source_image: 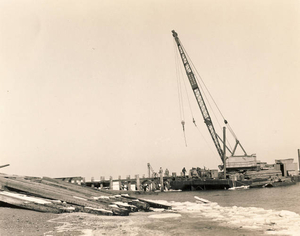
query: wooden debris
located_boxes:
[0,191,65,213]
[0,175,168,216]
[121,194,172,210]
[82,207,113,216]
[40,177,112,197]
[128,199,151,211]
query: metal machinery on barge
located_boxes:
[170,30,296,190]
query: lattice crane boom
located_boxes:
[172,30,224,162]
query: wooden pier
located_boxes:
[84,174,176,191]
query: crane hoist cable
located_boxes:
[181,43,224,131]
[182,68,198,128]
[175,38,226,154]
[181,120,187,147]
[186,47,235,137]
[174,41,198,129]
[180,42,235,150]
[174,40,188,146]
[175,64,184,120]
[180,42,223,125]
[192,118,197,127]
[194,125,220,158]
[172,30,254,162]
[179,53,197,126]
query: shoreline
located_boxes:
[2,186,300,236]
[0,207,264,236]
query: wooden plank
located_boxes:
[9,177,97,201]
[138,198,172,210]
[8,177,123,214]
[0,177,116,212]
[82,207,113,216]
[0,177,132,216]
[41,177,112,197]
[0,191,63,213]
[94,197,138,212]
[121,194,171,210]
[0,176,138,216]
[42,177,143,212]
[128,200,150,211]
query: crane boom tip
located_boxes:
[172,30,178,38]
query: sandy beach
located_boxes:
[0,207,58,236]
[0,206,265,236]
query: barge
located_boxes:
[169,158,299,191]
[170,176,297,191]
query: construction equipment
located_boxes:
[147,163,158,178]
[172,30,256,171]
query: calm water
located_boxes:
[133,182,300,236]
[145,182,300,214]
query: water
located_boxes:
[145,182,300,214]
[140,182,300,236]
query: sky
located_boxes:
[0,0,299,181]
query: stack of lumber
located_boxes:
[244,169,282,180]
[0,174,171,216]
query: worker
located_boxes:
[182,167,186,177]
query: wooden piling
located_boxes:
[147,163,151,178]
[127,175,131,191]
[109,176,113,190]
[136,174,141,191]
[159,167,164,192]
[118,176,122,190]
[150,181,154,191]
[100,176,104,189]
[91,177,94,188]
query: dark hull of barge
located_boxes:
[170,177,298,191]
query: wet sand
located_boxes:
[0,207,264,236]
[0,207,58,236]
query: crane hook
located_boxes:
[192,118,197,127]
[181,120,185,131]
[181,120,187,147]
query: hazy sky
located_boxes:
[0,0,299,180]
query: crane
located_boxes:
[172,30,256,170]
[147,163,158,178]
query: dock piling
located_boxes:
[109,176,113,190]
[127,175,131,191]
[136,174,141,191]
[100,176,105,189]
[118,176,122,190]
[91,177,94,188]
[159,167,164,192]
